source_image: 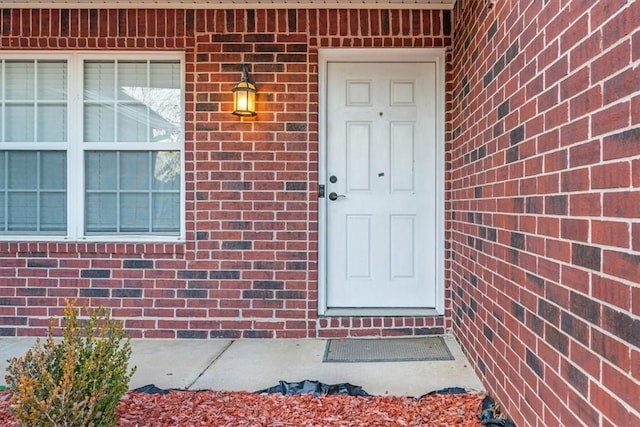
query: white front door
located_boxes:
[323,56,440,310]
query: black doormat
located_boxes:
[323,337,454,363]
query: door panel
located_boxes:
[346,215,372,279]
[390,215,416,279]
[390,122,416,192]
[346,122,372,191]
[326,61,437,309]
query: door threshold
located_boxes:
[322,308,440,317]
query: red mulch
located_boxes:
[0,389,484,426]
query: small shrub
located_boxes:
[5,301,136,427]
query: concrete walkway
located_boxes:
[0,335,483,397]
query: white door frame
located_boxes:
[318,48,446,316]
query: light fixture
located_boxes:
[232,64,257,116]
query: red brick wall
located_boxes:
[450,1,640,425]
[0,8,452,339]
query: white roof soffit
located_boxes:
[7,0,456,10]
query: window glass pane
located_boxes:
[85,193,117,232]
[0,152,4,230]
[149,62,181,144]
[37,61,67,101]
[0,194,4,228]
[8,192,37,231]
[85,152,117,190]
[117,104,147,142]
[152,151,180,190]
[120,193,149,232]
[40,151,66,190]
[117,62,149,143]
[152,193,179,232]
[118,62,147,100]
[37,105,67,142]
[120,152,149,190]
[6,105,35,142]
[8,151,37,188]
[40,192,66,231]
[5,61,34,100]
[149,91,181,144]
[150,62,180,90]
[84,61,115,101]
[84,104,115,142]
[0,152,4,188]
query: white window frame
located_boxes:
[0,51,186,242]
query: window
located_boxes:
[0,53,184,240]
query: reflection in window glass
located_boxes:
[84,60,181,144]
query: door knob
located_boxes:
[328,192,346,201]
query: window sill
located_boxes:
[321,308,441,317]
[0,235,185,243]
[0,239,187,257]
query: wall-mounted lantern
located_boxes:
[232,64,257,116]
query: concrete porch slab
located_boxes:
[191,335,484,397]
[1,335,484,397]
[129,339,232,390]
[0,338,232,391]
